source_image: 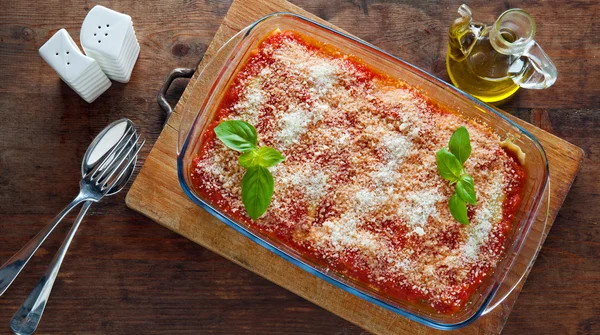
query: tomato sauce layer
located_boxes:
[190,30,526,314]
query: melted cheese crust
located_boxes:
[190,30,525,313]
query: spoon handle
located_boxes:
[10,201,93,335]
[0,192,89,297]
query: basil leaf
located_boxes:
[241,165,274,220]
[436,148,463,183]
[448,193,469,225]
[456,174,477,205]
[255,146,285,167]
[239,149,259,168]
[214,120,257,152]
[239,147,285,168]
[449,126,471,164]
[437,126,477,225]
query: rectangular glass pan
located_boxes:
[177,13,549,329]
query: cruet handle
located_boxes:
[509,41,558,89]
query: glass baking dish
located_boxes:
[176,13,550,330]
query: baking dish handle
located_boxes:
[157,68,196,128]
[176,25,254,156]
[482,179,550,315]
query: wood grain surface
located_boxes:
[0,0,597,334]
[125,0,584,333]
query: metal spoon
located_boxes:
[0,119,140,298]
[8,119,143,335]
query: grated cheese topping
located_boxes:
[190,31,525,313]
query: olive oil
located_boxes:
[447,27,520,104]
[445,5,557,104]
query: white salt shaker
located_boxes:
[39,29,111,103]
[80,5,140,83]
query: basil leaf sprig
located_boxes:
[214,120,285,219]
[436,126,477,225]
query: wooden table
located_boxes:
[0,1,597,334]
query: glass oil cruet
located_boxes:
[446,4,557,103]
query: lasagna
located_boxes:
[190,30,526,314]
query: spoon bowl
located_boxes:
[82,118,138,195]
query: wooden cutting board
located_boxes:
[125,0,583,333]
